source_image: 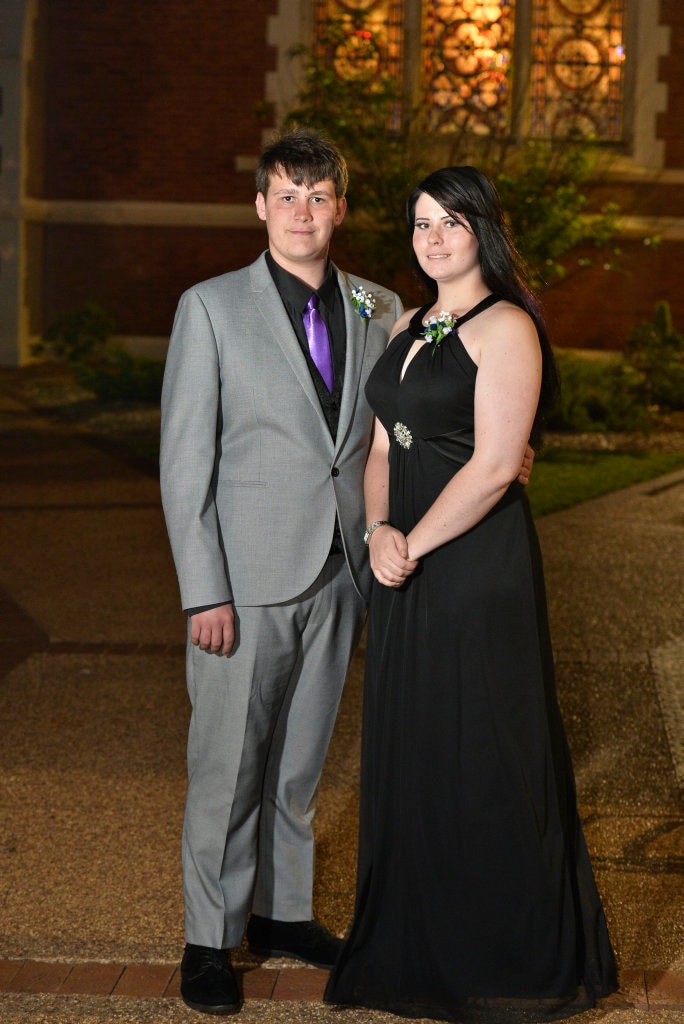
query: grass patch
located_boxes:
[527,449,684,517]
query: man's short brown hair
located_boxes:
[256,127,348,198]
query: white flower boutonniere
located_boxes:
[350,286,376,320]
[423,311,456,356]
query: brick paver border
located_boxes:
[0,959,328,1002]
[0,960,682,1011]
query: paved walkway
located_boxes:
[0,381,682,1023]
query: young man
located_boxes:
[160,127,403,1014]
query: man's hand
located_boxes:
[191,604,235,656]
[369,526,419,588]
[517,443,535,486]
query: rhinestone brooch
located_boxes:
[393,422,413,449]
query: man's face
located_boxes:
[255,169,347,275]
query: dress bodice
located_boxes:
[366,294,501,468]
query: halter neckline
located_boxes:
[409,293,501,338]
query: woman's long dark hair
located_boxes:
[407,166,558,439]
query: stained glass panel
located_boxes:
[313,0,404,84]
[530,0,627,139]
[311,1,628,143]
[422,1,515,135]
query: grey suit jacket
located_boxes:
[160,252,402,609]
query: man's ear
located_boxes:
[335,196,348,227]
[255,192,267,222]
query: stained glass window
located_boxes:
[311,0,628,142]
[313,0,404,84]
[421,1,515,136]
[530,0,627,139]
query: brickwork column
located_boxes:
[631,0,670,169]
[658,0,684,168]
[0,0,32,365]
[265,0,310,137]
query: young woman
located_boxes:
[325,166,617,1022]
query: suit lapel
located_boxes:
[249,255,332,437]
[335,267,368,455]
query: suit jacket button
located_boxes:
[331,467,340,477]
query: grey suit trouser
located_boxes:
[182,553,367,949]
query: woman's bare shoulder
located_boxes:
[482,300,537,339]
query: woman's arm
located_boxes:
[363,415,391,527]
[364,416,420,587]
[406,306,541,561]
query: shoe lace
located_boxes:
[196,947,232,976]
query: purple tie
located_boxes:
[303,294,334,392]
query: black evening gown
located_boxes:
[325,298,617,1022]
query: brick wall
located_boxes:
[42,224,270,336]
[541,239,684,351]
[39,0,278,336]
[44,0,277,202]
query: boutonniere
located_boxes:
[423,311,456,356]
[350,286,376,320]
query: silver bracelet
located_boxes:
[363,520,391,545]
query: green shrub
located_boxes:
[33,303,116,363]
[624,301,684,411]
[494,143,620,290]
[74,349,164,404]
[35,303,164,404]
[545,351,652,433]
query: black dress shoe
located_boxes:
[246,914,343,969]
[180,943,241,1015]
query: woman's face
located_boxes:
[412,191,480,287]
